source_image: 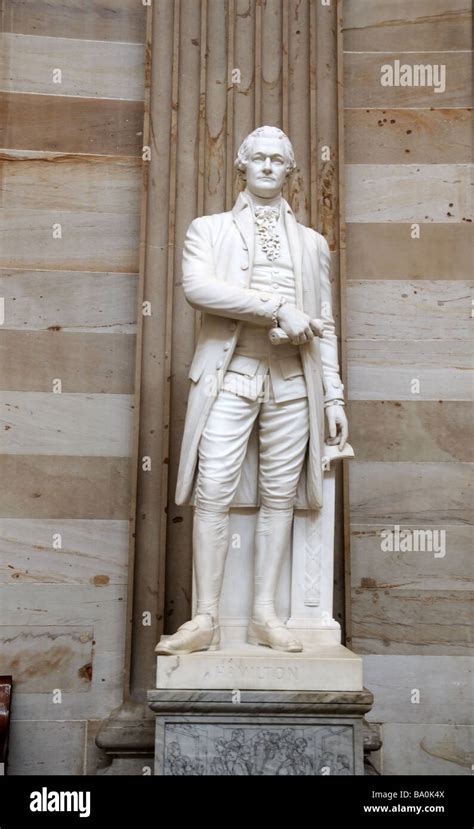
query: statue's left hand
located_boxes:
[325,405,348,451]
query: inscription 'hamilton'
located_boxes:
[202,659,298,682]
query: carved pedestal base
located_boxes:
[147,688,373,776]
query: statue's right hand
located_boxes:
[277,303,317,345]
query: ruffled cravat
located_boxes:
[254,205,281,262]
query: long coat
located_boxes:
[175,193,344,510]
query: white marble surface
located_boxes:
[156,643,363,692]
[193,470,345,648]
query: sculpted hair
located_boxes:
[234,126,297,178]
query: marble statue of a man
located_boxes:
[156,126,348,656]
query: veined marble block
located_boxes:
[148,690,372,777]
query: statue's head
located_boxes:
[234,126,296,199]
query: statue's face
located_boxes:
[245,137,289,198]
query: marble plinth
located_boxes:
[147,689,373,776]
[155,643,363,692]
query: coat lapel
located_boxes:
[283,202,304,310]
[232,192,255,284]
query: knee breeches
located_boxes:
[195,387,309,510]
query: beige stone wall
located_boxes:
[343,0,473,775]
[0,0,146,774]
